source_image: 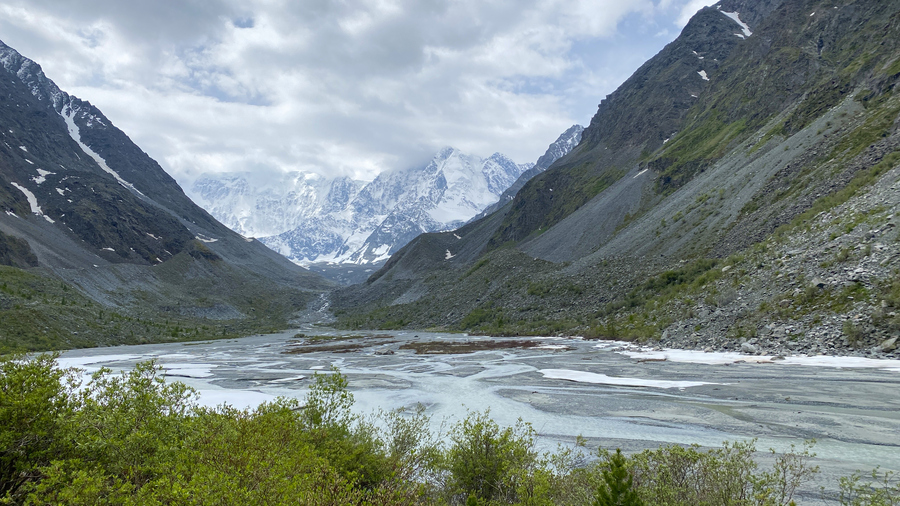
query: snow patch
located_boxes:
[61,105,145,197]
[617,347,900,372]
[269,375,306,384]
[101,247,115,252]
[161,363,217,379]
[445,249,455,260]
[56,188,66,196]
[195,234,218,243]
[539,369,716,389]
[24,159,34,165]
[5,210,18,218]
[633,169,649,178]
[32,168,54,184]
[10,181,52,222]
[698,70,709,81]
[721,11,752,37]
[18,145,26,152]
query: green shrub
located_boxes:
[838,468,900,506]
[445,410,540,504]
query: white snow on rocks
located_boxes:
[445,249,455,260]
[539,369,716,389]
[195,234,219,243]
[32,168,53,184]
[10,181,53,222]
[698,70,710,81]
[61,105,145,197]
[721,11,753,38]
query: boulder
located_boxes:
[740,342,758,354]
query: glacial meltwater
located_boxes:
[56,328,900,500]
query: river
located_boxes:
[56,327,900,501]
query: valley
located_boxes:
[3,0,900,502]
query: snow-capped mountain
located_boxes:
[189,148,531,268]
[471,124,583,221]
[190,172,364,238]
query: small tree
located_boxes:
[594,449,644,506]
[445,410,539,504]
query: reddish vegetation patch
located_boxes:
[398,340,543,355]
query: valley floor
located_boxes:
[55,327,900,503]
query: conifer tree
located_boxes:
[594,448,644,506]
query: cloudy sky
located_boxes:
[0,0,714,187]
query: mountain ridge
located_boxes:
[0,39,331,352]
[331,0,900,359]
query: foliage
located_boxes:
[444,410,541,505]
[0,354,74,499]
[593,449,643,506]
[0,356,882,505]
[628,439,818,506]
[838,468,900,506]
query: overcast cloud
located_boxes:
[0,0,715,186]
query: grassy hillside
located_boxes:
[0,262,319,354]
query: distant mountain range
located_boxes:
[189,127,582,278]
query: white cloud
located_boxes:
[0,0,713,187]
[676,0,719,26]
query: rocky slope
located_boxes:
[472,125,583,222]
[0,40,331,352]
[331,0,900,359]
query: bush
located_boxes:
[838,468,900,506]
[593,449,644,506]
[0,354,75,500]
[444,410,541,504]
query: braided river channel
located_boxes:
[57,328,900,500]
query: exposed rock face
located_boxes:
[473,125,583,221]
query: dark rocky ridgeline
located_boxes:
[0,40,332,351]
[332,0,900,359]
[473,124,585,222]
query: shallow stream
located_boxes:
[57,328,900,500]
